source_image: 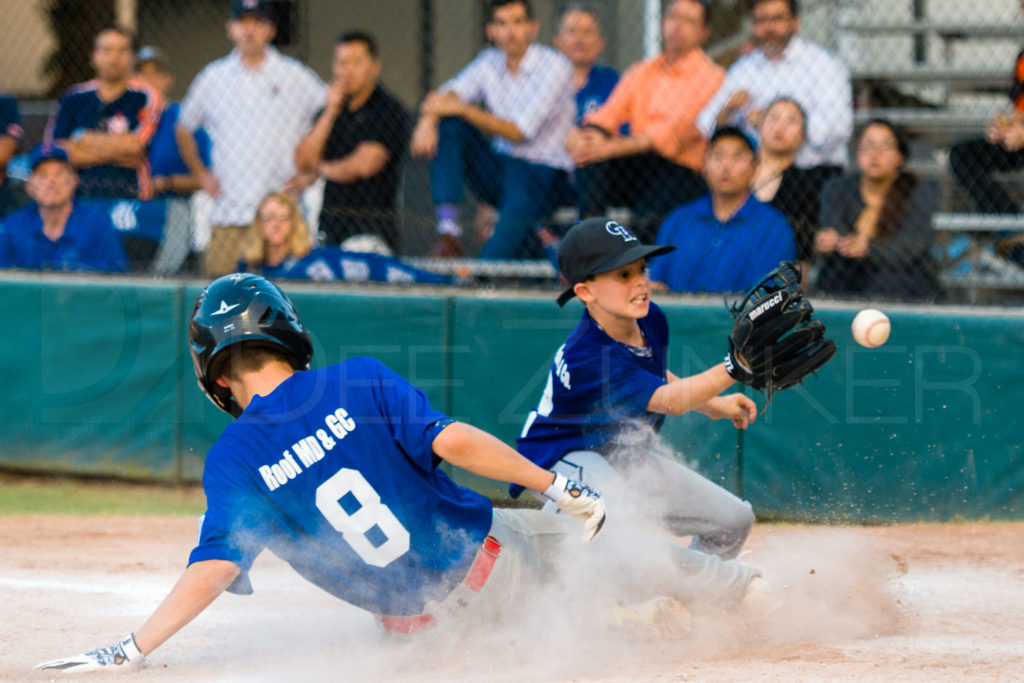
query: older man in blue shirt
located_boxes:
[411,0,575,259]
[650,127,795,293]
[0,145,127,272]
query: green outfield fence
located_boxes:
[1,274,1022,521]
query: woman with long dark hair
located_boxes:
[815,119,942,300]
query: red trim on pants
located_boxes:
[380,535,502,633]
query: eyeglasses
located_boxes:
[259,213,291,222]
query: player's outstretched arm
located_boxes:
[34,559,240,673]
[433,422,606,540]
[694,393,758,430]
[647,365,736,417]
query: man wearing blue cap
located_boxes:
[0,145,127,272]
[649,127,796,293]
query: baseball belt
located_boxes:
[379,535,502,634]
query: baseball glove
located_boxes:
[724,261,836,402]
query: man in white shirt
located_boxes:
[410,0,575,259]
[697,0,852,175]
[175,0,326,276]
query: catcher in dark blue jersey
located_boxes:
[519,217,834,603]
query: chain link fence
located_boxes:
[0,0,1022,303]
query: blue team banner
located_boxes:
[83,197,168,243]
[279,247,453,285]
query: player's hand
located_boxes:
[1001,119,1024,151]
[283,170,317,196]
[420,91,464,118]
[35,634,142,673]
[151,175,171,195]
[814,228,840,254]
[565,127,587,160]
[717,90,751,126]
[701,393,757,429]
[544,473,606,541]
[985,115,1005,144]
[570,129,612,166]
[838,233,870,258]
[198,168,222,199]
[325,80,347,117]
[746,107,765,131]
[727,90,751,111]
[410,118,440,159]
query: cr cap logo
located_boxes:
[605,221,637,243]
[212,301,240,316]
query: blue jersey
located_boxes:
[46,78,162,199]
[577,65,619,123]
[0,95,21,137]
[284,247,452,285]
[96,197,168,243]
[0,201,128,272]
[649,195,796,293]
[238,247,452,285]
[147,102,211,195]
[0,95,23,213]
[190,358,493,616]
[516,303,670,482]
[0,95,23,159]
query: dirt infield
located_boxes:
[2,517,1022,682]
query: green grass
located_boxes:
[0,472,205,516]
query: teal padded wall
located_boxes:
[742,308,1024,521]
[0,278,182,479]
[0,275,1020,521]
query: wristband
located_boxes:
[120,634,142,661]
[543,473,569,501]
[724,351,752,381]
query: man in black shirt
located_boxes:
[296,31,409,252]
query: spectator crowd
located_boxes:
[3,0,1023,302]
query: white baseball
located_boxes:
[852,309,890,348]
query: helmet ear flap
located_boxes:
[204,347,243,417]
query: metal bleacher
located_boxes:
[933,213,1024,301]
[839,4,1024,299]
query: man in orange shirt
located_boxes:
[566,0,723,238]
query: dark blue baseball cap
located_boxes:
[231,0,272,20]
[28,144,71,171]
[555,217,675,306]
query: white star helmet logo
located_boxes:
[212,300,241,316]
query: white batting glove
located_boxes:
[34,633,142,673]
[543,473,607,541]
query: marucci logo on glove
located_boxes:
[748,292,783,321]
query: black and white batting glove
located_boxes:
[34,633,143,673]
[544,473,607,541]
